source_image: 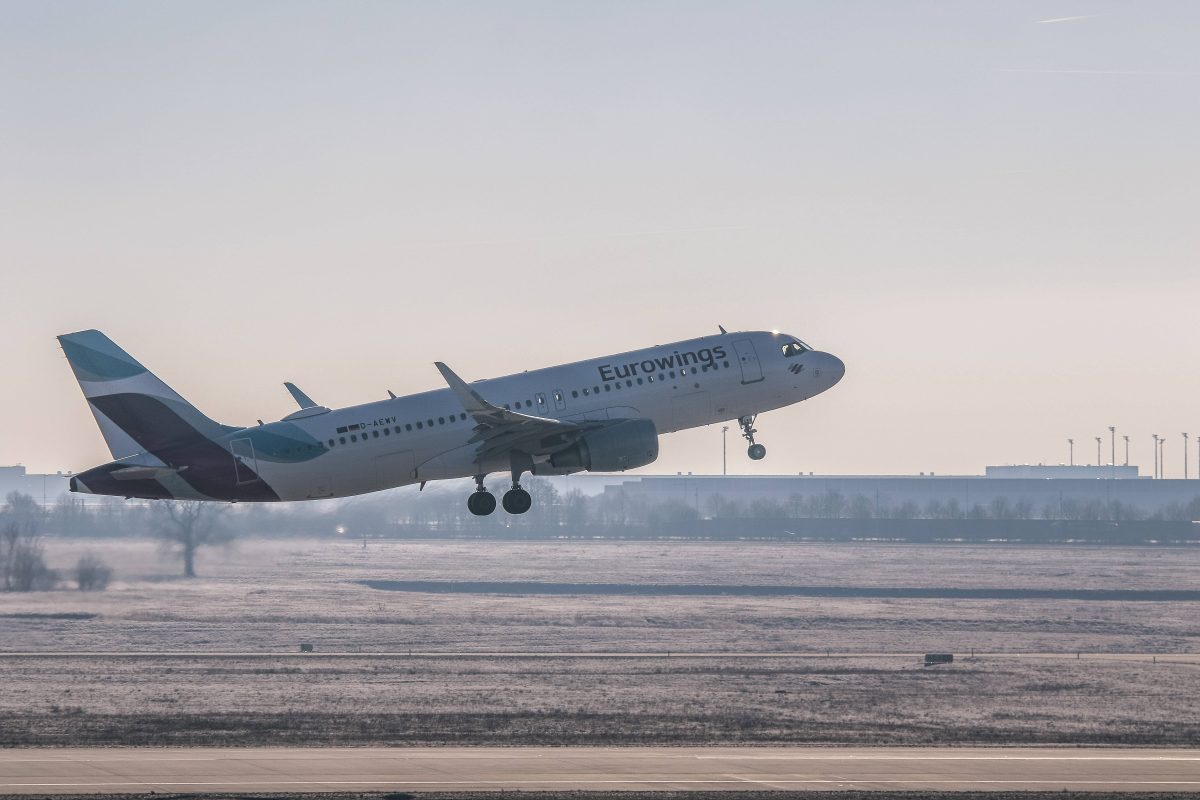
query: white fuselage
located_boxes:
[229,330,843,501]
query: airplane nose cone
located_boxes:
[803,351,844,394]
[823,352,845,387]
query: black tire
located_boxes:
[748,443,767,460]
[502,488,533,514]
[467,490,496,516]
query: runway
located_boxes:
[1,650,1199,662]
[2,747,1199,794]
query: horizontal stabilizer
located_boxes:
[110,465,186,481]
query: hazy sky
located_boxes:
[3,1,1199,479]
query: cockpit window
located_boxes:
[781,340,811,357]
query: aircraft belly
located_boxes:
[670,391,711,432]
[375,450,416,491]
[416,443,478,482]
[246,459,327,501]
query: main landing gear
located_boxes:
[502,486,532,514]
[466,461,533,516]
[739,414,767,461]
[467,475,497,516]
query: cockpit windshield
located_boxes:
[781,340,811,358]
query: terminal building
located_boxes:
[601,464,1200,519]
[0,466,73,506]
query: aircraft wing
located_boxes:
[435,362,607,461]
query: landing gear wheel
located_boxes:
[738,414,766,460]
[502,487,532,514]
[467,489,496,516]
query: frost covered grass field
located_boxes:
[1,538,1198,745]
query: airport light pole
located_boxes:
[1067,438,1074,466]
[1185,433,1191,481]
[1159,436,1166,480]
[1095,436,1102,467]
[1123,435,1129,467]
[1109,426,1115,478]
[722,426,728,476]
[1152,435,1159,479]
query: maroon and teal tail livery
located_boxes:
[58,330,304,501]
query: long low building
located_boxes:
[604,465,1200,519]
[0,465,72,506]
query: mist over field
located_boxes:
[4,523,1200,747]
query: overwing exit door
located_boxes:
[732,338,764,384]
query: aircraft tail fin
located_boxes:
[58,330,233,461]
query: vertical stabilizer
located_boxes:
[58,330,233,460]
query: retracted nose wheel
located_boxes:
[748,443,767,460]
[467,489,496,516]
[502,487,532,514]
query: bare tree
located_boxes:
[1,493,56,591]
[1,522,57,591]
[151,501,230,578]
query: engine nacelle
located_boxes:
[548,419,659,472]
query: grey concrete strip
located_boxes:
[1,747,1199,794]
[0,650,1198,661]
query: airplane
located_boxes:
[58,328,845,515]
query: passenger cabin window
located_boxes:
[781,340,811,358]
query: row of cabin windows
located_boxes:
[493,358,733,409]
[327,412,469,447]
[323,358,733,448]
[569,359,731,399]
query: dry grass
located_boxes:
[5,794,1195,800]
[2,538,1199,746]
[1,654,1199,746]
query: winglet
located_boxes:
[434,362,497,415]
[284,382,318,410]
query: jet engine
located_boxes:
[548,419,659,472]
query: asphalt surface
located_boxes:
[359,579,1200,601]
[0,650,1198,662]
[2,747,1199,794]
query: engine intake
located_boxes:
[549,419,659,472]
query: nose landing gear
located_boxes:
[739,414,767,460]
